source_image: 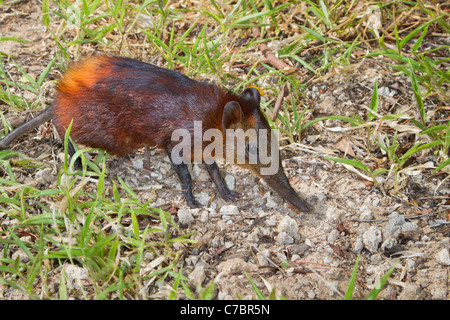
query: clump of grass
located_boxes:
[0,107,197,299]
[345,254,398,300]
[323,5,449,191]
[0,137,196,299]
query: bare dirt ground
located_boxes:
[0,1,449,300]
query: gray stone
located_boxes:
[256,249,271,267]
[217,258,258,275]
[220,205,239,215]
[354,237,364,253]
[363,226,382,253]
[384,212,418,237]
[177,208,195,225]
[266,197,278,208]
[131,158,143,169]
[436,248,450,266]
[381,238,397,251]
[398,284,423,300]
[224,175,235,190]
[278,216,300,240]
[327,229,339,242]
[276,232,294,245]
[360,208,374,221]
[35,168,54,185]
[188,267,206,287]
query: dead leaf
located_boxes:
[337,221,350,235]
[330,244,351,258]
[334,137,356,157]
[361,179,374,188]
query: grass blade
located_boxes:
[327,157,370,174]
[399,16,441,51]
[408,58,425,123]
[245,273,266,300]
[42,0,50,27]
[365,261,397,300]
[368,80,378,121]
[345,254,360,300]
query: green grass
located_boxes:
[0,142,195,299]
[344,254,398,300]
[0,0,449,299]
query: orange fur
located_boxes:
[56,56,113,94]
[53,56,116,148]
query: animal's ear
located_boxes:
[222,101,244,130]
[240,87,261,108]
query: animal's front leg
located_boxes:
[166,148,201,208]
[204,161,239,202]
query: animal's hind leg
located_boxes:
[66,140,83,170]
[144,145,151,170]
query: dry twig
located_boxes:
[252,27,298,72]
[272,82,288,121]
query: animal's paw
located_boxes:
[187,199,202,209]
[221,190,240,202]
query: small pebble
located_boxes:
[363,226,382,253]
[278,216,300,240]
[177,208,195,225]
[224,175,235,190]
[436,248,450,266]
[220,205,239,215]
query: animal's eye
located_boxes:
[246,143,258,157]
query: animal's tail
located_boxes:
[0,106,54,150]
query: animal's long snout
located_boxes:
[261,166,310,212]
